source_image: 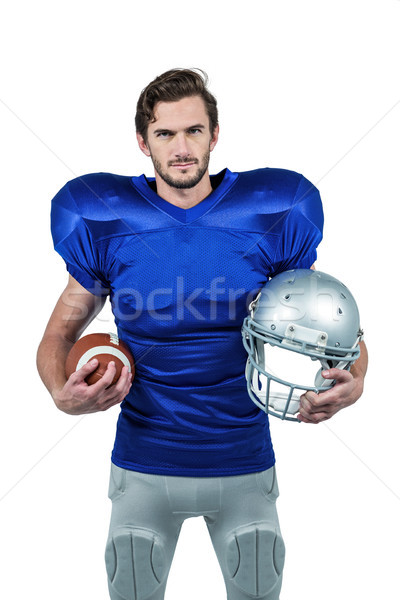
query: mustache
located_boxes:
[168,158,199,166]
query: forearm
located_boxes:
[36,333,73,399]
[350,340,368,397]
[35,276,131,415]
[37,275,108,400]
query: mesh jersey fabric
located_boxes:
[51,167,324,476]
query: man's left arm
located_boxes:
[298,340,368,424]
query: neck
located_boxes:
[154,172,213,209]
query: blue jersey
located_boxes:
[51,167,323,476]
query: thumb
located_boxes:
[322,368,352,382]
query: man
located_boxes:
[37,69,367,600]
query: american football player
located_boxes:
[37,68,368,600]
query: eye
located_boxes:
[188,128,202,135]
[156,131,172,139]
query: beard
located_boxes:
[151,150,211,190]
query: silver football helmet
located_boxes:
[242,269,363,421]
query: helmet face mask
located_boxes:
[242,269,363,421]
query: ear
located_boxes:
[209,125,219,152]
[136,132,151,157]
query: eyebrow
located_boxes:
[152,124,206,135]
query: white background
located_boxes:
[1,1,399,598]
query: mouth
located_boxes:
[170,161,197,170]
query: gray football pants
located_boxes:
[105,464,285,600]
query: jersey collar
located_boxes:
[130,168,238,224]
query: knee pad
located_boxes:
[105,527,167,600]
[225,523,285,598]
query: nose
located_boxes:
[173,132,191,158]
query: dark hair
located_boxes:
[135,68,218,141]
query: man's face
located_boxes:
[137,96,219,190]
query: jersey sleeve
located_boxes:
[50,180,109,295]
[270,175,324,275]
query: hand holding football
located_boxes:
[65,332,135,386]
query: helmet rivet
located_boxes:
[289,326,294,332]
[320,334,326,340]
[271,324,276,330]
[335,342,340,347]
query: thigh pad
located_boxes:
[224,522,285,598]
[105,527,167,600]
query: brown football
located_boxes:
[65,332,135,386]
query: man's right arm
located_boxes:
[37,275,132,415]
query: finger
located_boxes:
[70,358,99,384]
[98,365,130,399]
[105,372,133,404]
[113,366,132,394]
[322,368,352,383]
[298,412,329,424]
[98,395,125,411]
[89,361,118,392]
[99,377,132,409]
[302,387,341,410]
[300,391,319,412]
[298,403,332,423]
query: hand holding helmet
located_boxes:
[242,269,363,421]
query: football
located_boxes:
[65,332,135,386]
